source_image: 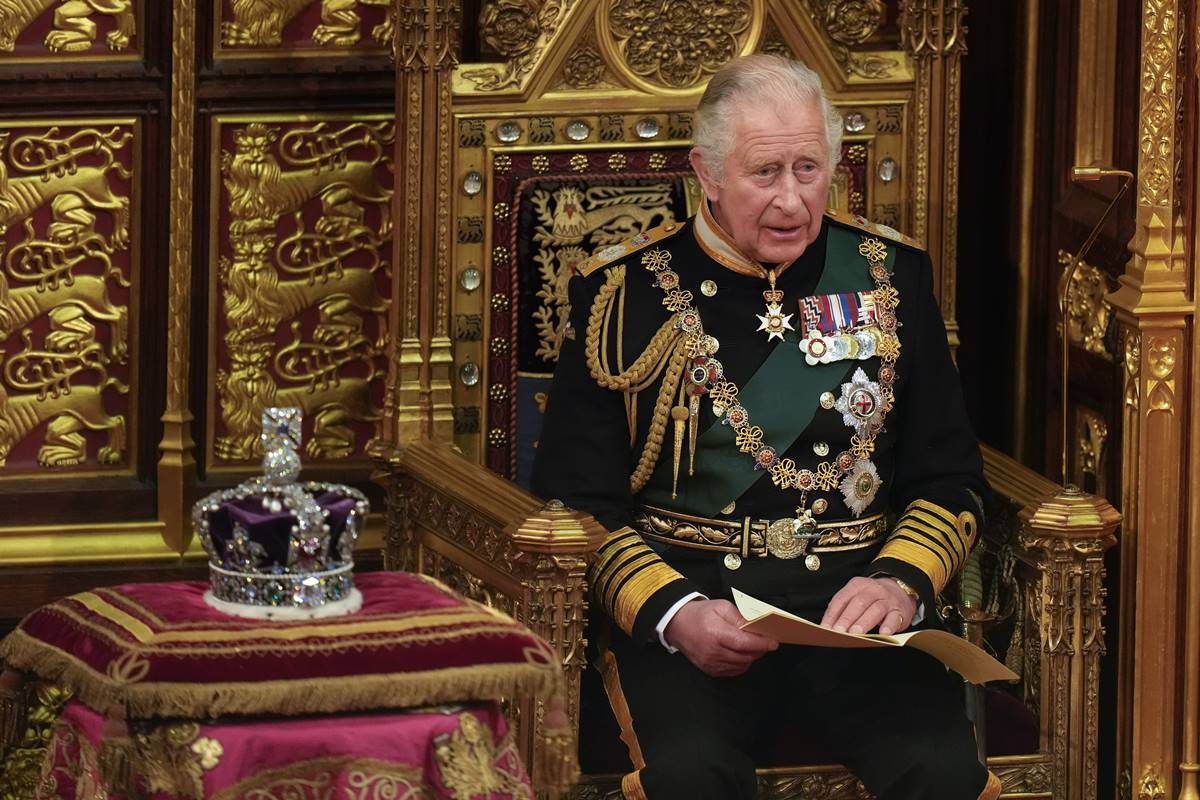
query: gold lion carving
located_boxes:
[0,315,127,468]
[222,123,392,237]
[0,132,131,249]
[222,0,392,48]
[220,234,388,343]
[215,342,379,461]
[0,0,135,53]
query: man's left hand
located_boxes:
[820,576,919,636]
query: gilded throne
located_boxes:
[377,1,1113,797]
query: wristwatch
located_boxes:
[889,576,921,604]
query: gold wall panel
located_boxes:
[207,114,393,473]
[215,0,392,58]
[0,0,140,62]
[0,119,139,479]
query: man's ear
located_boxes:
[689,148,721,202]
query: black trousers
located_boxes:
[602,617,990,800]
[600,546,993,800]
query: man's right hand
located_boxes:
[663,599,779,677]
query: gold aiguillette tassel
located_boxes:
[688,395,700,476]
[670,406,689,499]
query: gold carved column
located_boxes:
[389,0,462,444]
[1020,489,1119,800]
[158,0,198,552]
[1106,1,1195,798]
[900,0,967,348]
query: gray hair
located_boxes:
[693,54,843,183]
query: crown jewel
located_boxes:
[193,408,368,619]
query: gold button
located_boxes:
[813,441,830,456]
[805,554,821,571]
[701,279,718,297]
[723,553,742,570]
[820,392,836,410]
[812,498,828,515]
[720,501,736,515]
[664,223,677,232]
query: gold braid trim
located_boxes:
[876,500,979,595]
[583,265,689,494]
[629,336,689,493]
[586,267,681,392]
[0,630,563,723]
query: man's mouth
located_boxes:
[765,225,803,238]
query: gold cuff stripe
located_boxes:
[887,532,952,575]
[883,532,945,582]
[621,770,649,800]
[876,539,950,594]
[594,537,644,578]
[907,499,960,528]
[593,537,645,581]
[898,513,967,563]
[599,552,661,610]
[596,528,641,555]
[611,562,685,634]
[594,541,658,599]
[894,519,963,569]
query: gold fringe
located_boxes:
[0,629,564,723]
[532,729,578,796]
[99,710,135,797]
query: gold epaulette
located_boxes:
[823,208,923,250]
[576,221,684,277]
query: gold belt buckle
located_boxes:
[765,518,809,559]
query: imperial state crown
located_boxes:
[192,407,369,619]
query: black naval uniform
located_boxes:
[531,207,996,800]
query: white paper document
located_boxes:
[732,588,1018,685]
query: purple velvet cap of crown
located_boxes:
[207,490,358,570]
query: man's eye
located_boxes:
[756,166,775,177]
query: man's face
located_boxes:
[692,101,832,264]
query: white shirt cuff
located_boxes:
[655,592,706,652]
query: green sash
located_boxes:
[640,225,895,516]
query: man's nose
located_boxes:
[774,173,803,214]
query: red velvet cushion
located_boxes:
[0,572,560,720]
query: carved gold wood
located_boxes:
[1074,407,1108,497]
[1105,0,1196,796]
[0,120,138,479]
[157,0,198,553]
[1057,249,1114,360]
[208,115,393,472]
[1019,485,1119,800]
[215,0,393,56]
[0,0,139,61]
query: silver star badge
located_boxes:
[756,303,795,342]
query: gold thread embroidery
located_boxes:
[434,712,532,800]
[208,757,429,800]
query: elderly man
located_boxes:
[531,54,997,800]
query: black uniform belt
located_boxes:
[633,505,888,560]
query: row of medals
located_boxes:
[641,237,902,570]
